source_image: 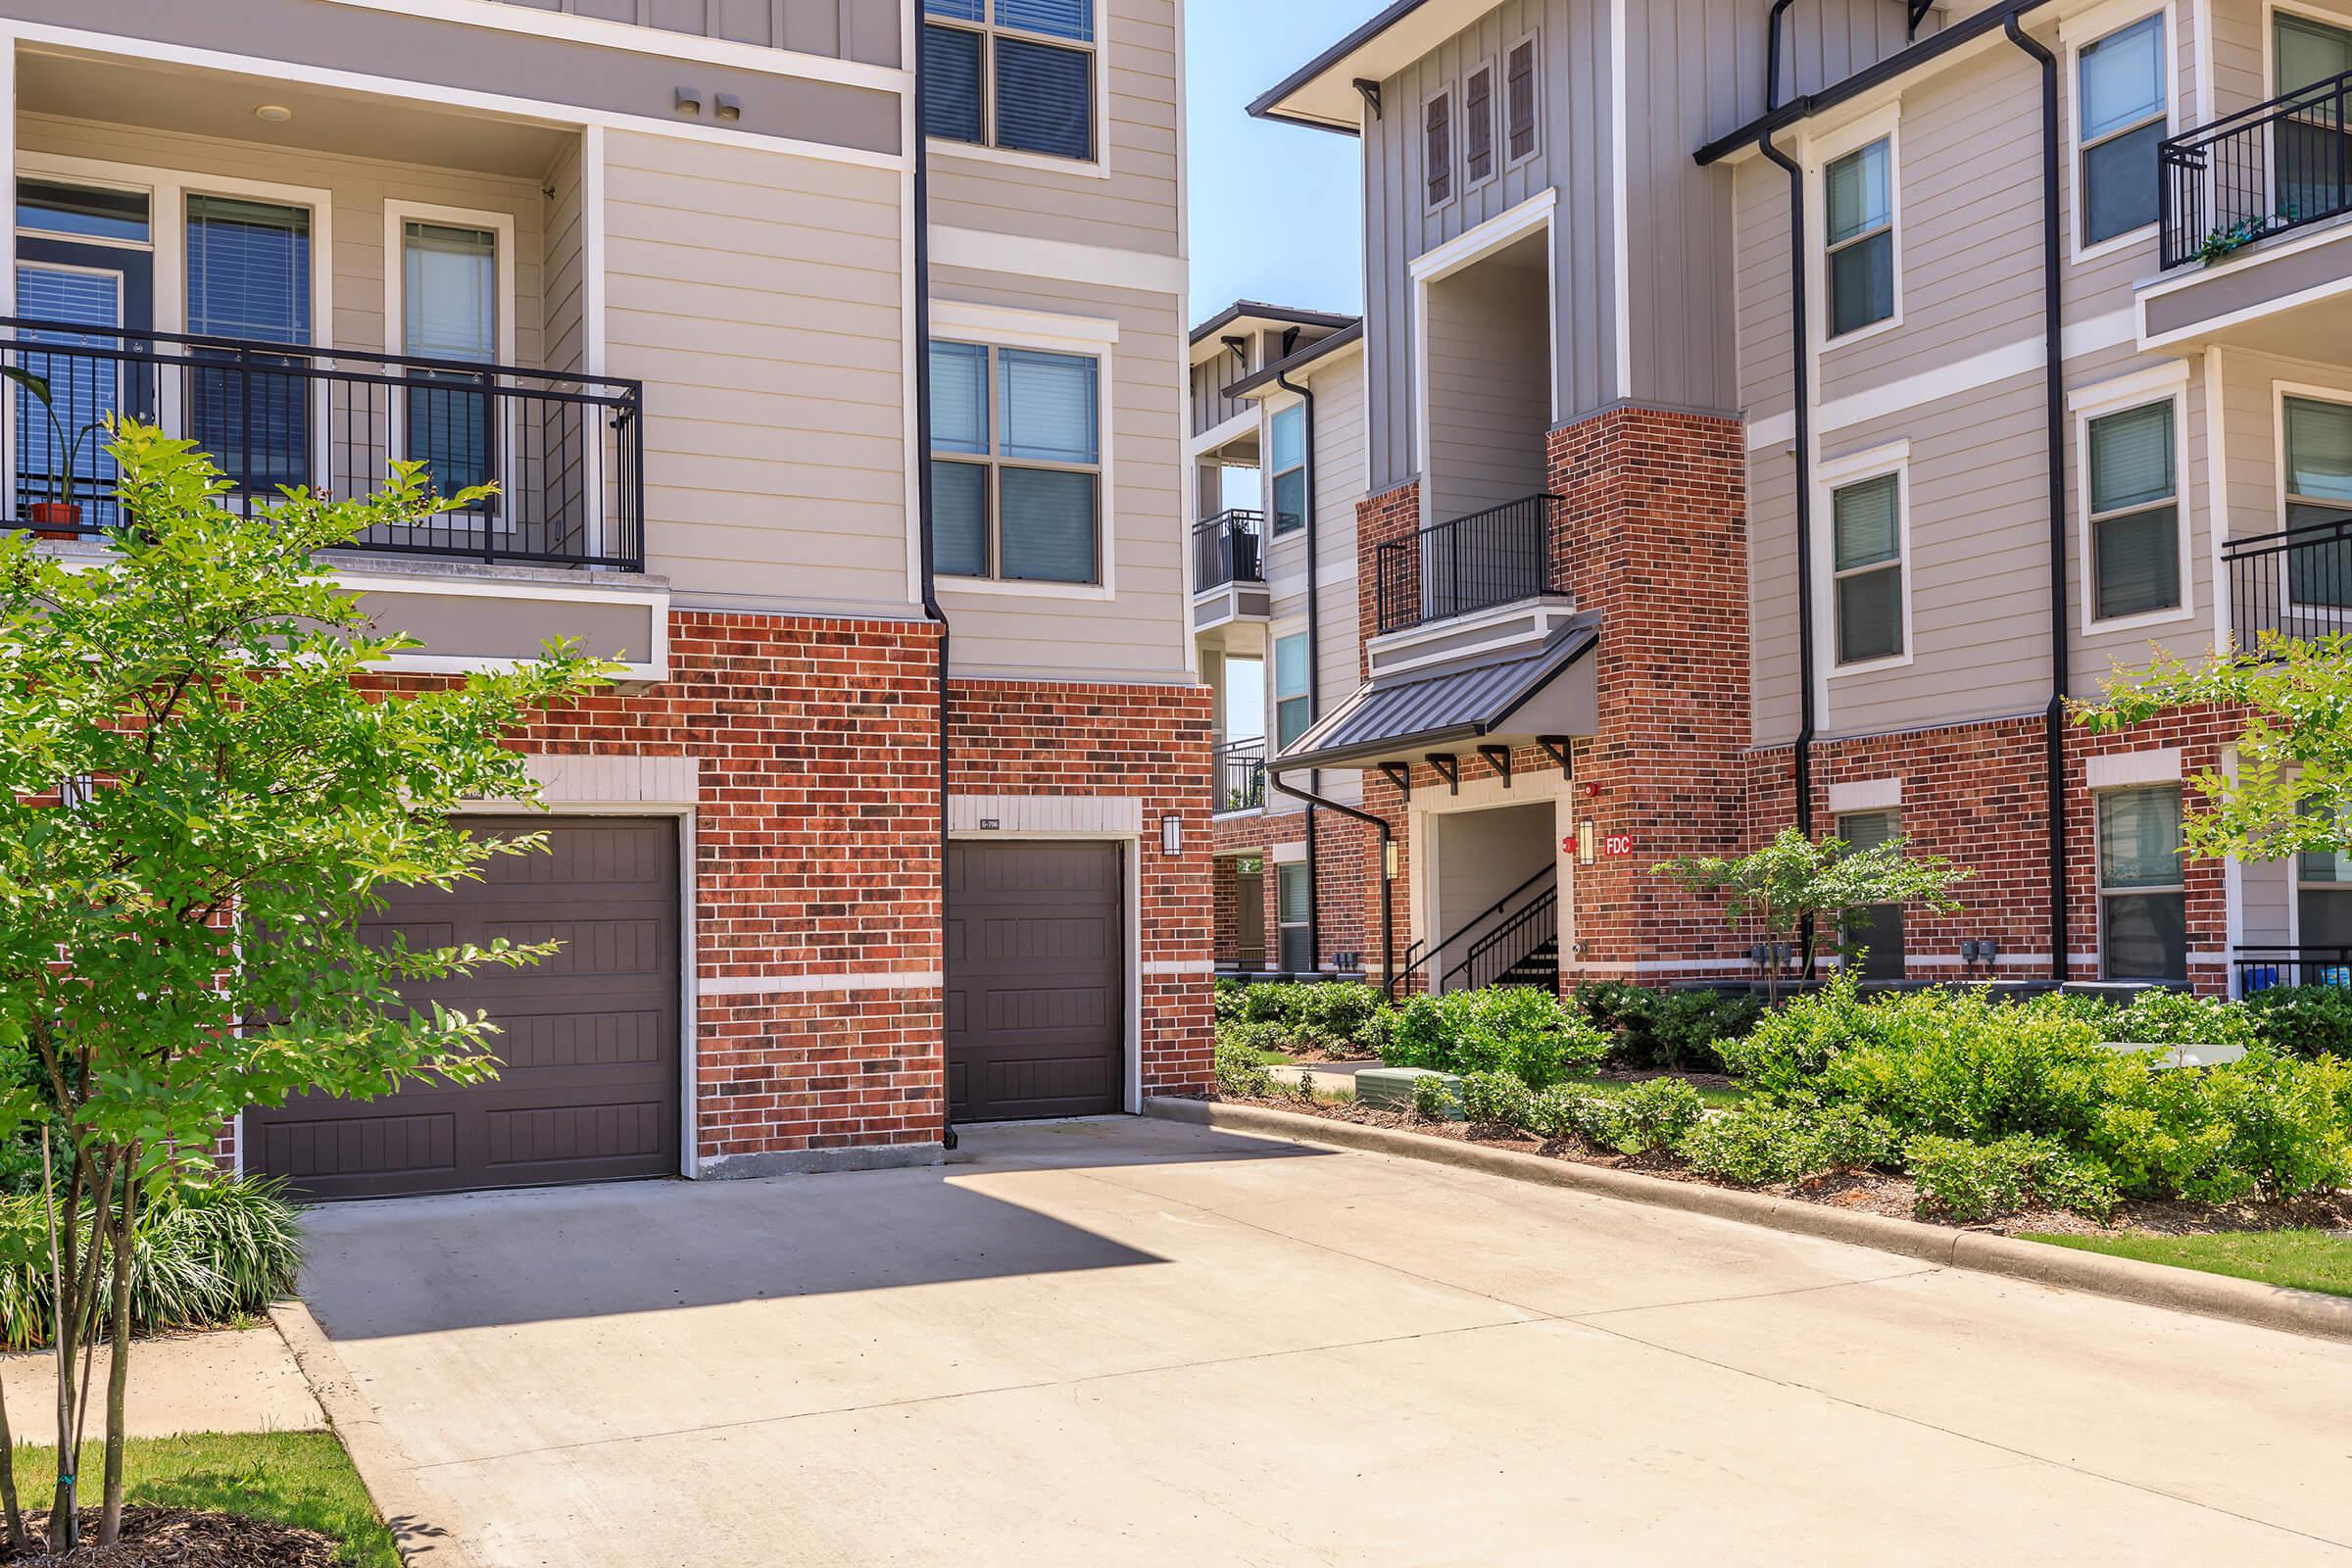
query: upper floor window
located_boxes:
[1270,404,1306,536]
[1465,63,1496,187]
[2284,395,2352,530]
[1275,631,1311,748]
[922,0,1095,164]
[2086,400,2180,621]
[1424,89,1454,210]
[1831,472,1903,664]
[187,194,313,497]
[1506,35,1540,165]
[929,338,1102,584]
[2078,14,2166,246]
[2276,17,2352,225]
[2098,785,2184,981]
[1825,138,1894,337]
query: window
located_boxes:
[929,339,1102,584]
[18,179,148,244]
[1277,862,1312,972]
[187,194,312,496]
[1274,632,1311,749]
[2086,400,2180,621]
[1506,36,1540,164]
[2099,786,2185,981]
[1465,63,1496,186]
[2273,16,2352,220]
[1270,404,1306,536]
[2299,804,2352,949]
[922,0,1096,164]
[1825,138,1894,337]
[1424,89,1454,210]
[1838,809,1906,980]
[1831,472,1903,664]
[401,220,499,503]
[2284,395,2352,609]
[2078,14,2166,246]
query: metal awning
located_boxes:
[1274,613,1600,772]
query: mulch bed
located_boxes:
[1217,1092,2352,1240]
[1,1508,335,1567]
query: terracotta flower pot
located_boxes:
[26,500,80,541]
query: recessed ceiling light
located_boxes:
[255,104,292,122]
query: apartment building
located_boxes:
[0,0,1204,1197]
[1250,0,2348,1000]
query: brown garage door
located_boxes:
[947,841,1124,1121]
[247,817,681,1200]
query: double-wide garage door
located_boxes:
[947,840,1125,1121]
[246,818,682,1200]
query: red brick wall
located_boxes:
[1355,479,1423,675]
[1205,804,1389,978]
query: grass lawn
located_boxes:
[2023,1229,2352,1299]
[9,1430,398,1566]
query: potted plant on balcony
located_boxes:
[0,367,102,540]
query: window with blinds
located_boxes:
[1465,63,1496,187]
[2078,14,2166,246]
[1274,632,1311,750]
[928,339,1102,584]
[1831,472,1903,664]
[2087,400,2180,621]
[2296,798,2352,949]
[1825,139,1895,337]
[2098,786,2185,981]
[186,194,311,496]
[2283,396,2352,610]
[922,0,1095,163]
[1837,808,1906,979]
[402,220,499,505]
[1277,862,1312,972]
[2271,15,2352,220]
[1506,36,1540,165]
[1425,89,1454,210]
[1270,404,1306,536]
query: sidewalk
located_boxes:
[0,1325,324,1440]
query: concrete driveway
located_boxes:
[298,1117,2352,1567]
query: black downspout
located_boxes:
[913,24,958,1149]
[1268,768,1393,996]
[1275,368,1322,970]
[1760,129,1818,975]
[2007,13,2071,983]
[1766,0,1801,111]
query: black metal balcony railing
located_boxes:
[2160,68,2352,270]
[1194,508,1264,592]
[2225,515,2352,648]
[2234,946,2352,993]
[1374,493,1566,635]
[1214,736,1267,813]
[0,316,643,569]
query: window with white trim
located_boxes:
[922,0,1096,163]
[1277,861,1312,972]
[187,194,314,497]
[2086,399,2180,621]
[2098,785,2185,981]
[1425,88,1454,210]
[2297,799,2352,950]
[2283,394,2352,610]
[1274,631,1311,749]
[1505,35,1540,165]
[928,338,1102,584]
[1270,404,1306,536]
[1825,138,1894,337]
[1831,472,1903,664]
[1837,808,1906,979]
[2275,16,2352,220]
[1465,62,1497,187]
[2078,13,2166,246]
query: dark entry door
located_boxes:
[246,817,681,1200]
[947,840,1124,1121]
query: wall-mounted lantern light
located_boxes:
[1383,840,1400,880]
[1576,819,1598,865]
[1161,813,1183,857]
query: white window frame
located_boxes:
[383,199,522,541]
[2274,379,2352,610]
[1423,82,1457,214]
[1272,625,1312,751]
[929,298,1118,600]
[2061,0,2178,265]
[1813,438,1914,680]
[1267,397,1307,537]
[1806,102,1904,353]
[1504,28,1543,171]
[922,0,1110,182]
[1275,859,1312,971]
[2071,363,2195,634]
[1463,55,1500,193]
[2094,782,2188,981]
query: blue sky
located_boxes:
[1185,0,1381,327]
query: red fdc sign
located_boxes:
[1603,834,1635,858]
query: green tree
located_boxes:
[0,420,612,1550]
[1653,826,1970,998]
[2077,631,2352,865]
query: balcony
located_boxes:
[2224,516,2352,649]
[1193,508,1271,631]
[2159,69,2352,270]
[1,317,643,571]
[1374,494,1566,635]
[1214,736,1267,814]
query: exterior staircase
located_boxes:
[1495,936,1559,992]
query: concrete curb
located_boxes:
[1148,1098,2352,1345]
[269,1302,480,1568]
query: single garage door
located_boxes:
[247,817,681,1200]
[947,840,1124,1121]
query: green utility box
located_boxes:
[1353,1067,1463,1118]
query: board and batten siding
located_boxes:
[601,128,910,613]
[931,265,1190,683]
[927,0,1181,258]
[482,0,903,66]
[1424,254,1551,523]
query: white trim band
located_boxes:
[699,971,944,998]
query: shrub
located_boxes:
[1457,1070,1537,1129]
[2246,984,2352,1060]
[1804,1105,1904,1172]
[1383,987,1610,1089]
[1409,1072,1462,1121]
[1527,1083,1610,1143]
[1237,982,1305,1027]
[1677,1106,1822,1188]
[1904,1135,2118,1223]
[1574,983,1762,1072]
[1596,1079,1708,1154]
[2108,990,2260,1051]
[1212,977,1245,1027]
[1211,1030,1274,1098]
[1298,982,1382,1043]
[0,1177,303,1350]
